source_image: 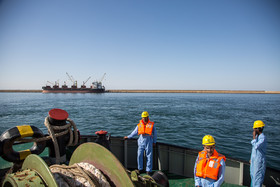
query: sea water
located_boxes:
[0,92,279,170]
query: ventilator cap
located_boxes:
[202,135,215,146]
[141,111,149,118]
[253,120,265,129]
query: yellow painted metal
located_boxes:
[17,125,34,138]
[19,149,31,160]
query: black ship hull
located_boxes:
[42,87,105,93]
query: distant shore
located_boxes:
[107,90,280,94]
[0,90,42,93]
[0,89,280,94]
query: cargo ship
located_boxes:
[42,73,106,93]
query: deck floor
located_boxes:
[165,173,246,187]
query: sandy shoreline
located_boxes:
[108,90,280,94]
[0,90,42,93]
[0,89,280,94]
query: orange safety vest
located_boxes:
[195,149,226,180]
[137,120,154,135]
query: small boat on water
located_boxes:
[0,109,279,186]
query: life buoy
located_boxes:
[0,125,46,162]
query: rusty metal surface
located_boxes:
[2,168,45,186]
[69,142,134,187]
[22,154,58,187]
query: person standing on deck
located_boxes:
[124,111,157,175]
[194,135,226,187]
[250,120,267,187]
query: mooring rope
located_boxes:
[50,162,110,187]
[44,117,60,164]
[66,118,78,146]
[44,117,79,164]
[15,117,79,164]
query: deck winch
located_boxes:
[2,143,168,187]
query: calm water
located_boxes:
[0,93,279,170]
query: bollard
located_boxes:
[95,130,111,151]
[47,108,69,163]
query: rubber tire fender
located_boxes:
[0,125,46,163]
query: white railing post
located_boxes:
[239,162,244,185]
[157,144,162,171]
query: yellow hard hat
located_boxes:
[253,120,265,129]
[202,135,215,146]
[141,111,149,118]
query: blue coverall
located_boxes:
[194,152,226,187]
[250,133,267,187]
[127,124,157,172]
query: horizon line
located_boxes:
[0,89,280,94]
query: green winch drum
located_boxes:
[2,154,58,187]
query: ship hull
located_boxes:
[42,88,105,93]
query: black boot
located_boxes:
[146,171,152,176]
[138,169,145,174]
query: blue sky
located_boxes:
[0,0,279,90]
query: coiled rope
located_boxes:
[45,117,78,164]
[16,117,79,164]
[50,162,110,187]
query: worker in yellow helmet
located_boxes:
[250,120,267,187]
[124,111,157,175]
[194,135,226,187]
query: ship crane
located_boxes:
[66,72,74,83]
[82,77,91,86]
[55,80,59,86]
[47,80,59,86]
[92,73,106,89]
[81,76,91,88]
[100,73,106,83]
[47,80,59,88]
[63,81,67,86]
[62,80,68,88]
[66,72,77,87]
[47,81,54,86]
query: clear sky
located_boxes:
[0,0,279,91]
